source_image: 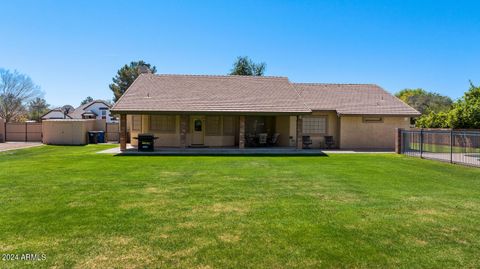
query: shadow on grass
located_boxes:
[113,152,328,157]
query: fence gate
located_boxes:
[400,129,480,167]
[5,122,42,142]
[105,122,120,142]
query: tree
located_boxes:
[412,82,480,129]
[229,56,266,76]
[61,105,75,119]
[395,88,453,115]
[415,111,450,128]
[109,60,157,102]
[28,97,50,122]
[80,96,94,105]
[447,82,480,129]
[0,68,41,122]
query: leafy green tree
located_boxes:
[109,61,157,102]
[28,97,50,122]
[229,56,266,76]
[395,88,453,114]
[416,111,450,128]
[80,96,94,105]
[447,82,480,129]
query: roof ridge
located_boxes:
[149,73,288,79]
[293,82,379,86]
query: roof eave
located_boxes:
[110,109,311,115]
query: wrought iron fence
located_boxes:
[400,129,480,167]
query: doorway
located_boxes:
[191,116,205,145]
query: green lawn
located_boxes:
[1,145,480,268]
[409,142,480,153]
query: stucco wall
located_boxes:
[42,119,99,145]
[339,116,411,149]
[0,118,4,142]
[302,111,339,148]
[129,115,181,147]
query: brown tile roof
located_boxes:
[111,74,311,114]
[111,74,420,116]
[294,83,420,116]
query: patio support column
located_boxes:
[180,115,187,148]
[239,115,245,149]
[296,115,303,149]
[120,114,127,151]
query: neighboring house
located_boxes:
[110,74,420,150]
[41,108,71,120]
[68,100,116,123]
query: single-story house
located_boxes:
[68,100,116,123]
[42,108,71,120]
[110,74,420,151]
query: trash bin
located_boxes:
[88,131,98,144]
[97,131,105,143]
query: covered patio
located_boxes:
[117,113,306,151]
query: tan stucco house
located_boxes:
[110,74,419,151]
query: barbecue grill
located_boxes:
[136,133,158,152]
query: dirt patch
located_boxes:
[218,233,240,243]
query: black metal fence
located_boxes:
[400,129,480,167]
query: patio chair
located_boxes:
[302,135,313,149]
[269,133,280,146]
[324,136,335,149]
[258,133,268,146]
[245,133,256,147]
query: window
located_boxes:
[206,116,221,135]
[363,117,383,123]
[150,115,176,132]
[222,116,235,135]
[101,110,107,119]
[303,116,327,134]
[194,119,202,131]
[132,115,141,131]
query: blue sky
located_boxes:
[1,0,479,107]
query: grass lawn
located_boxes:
[409,142,480,153]
[1,145,480,268]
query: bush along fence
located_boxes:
[396,128,480,167]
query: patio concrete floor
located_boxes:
[0,142,43,152]
[97,144,393,155]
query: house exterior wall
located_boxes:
[275,116,290,147]
[301,111,340,148]
[84,102,115,123]
[128,114,293,148]
[339,116,411,149]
